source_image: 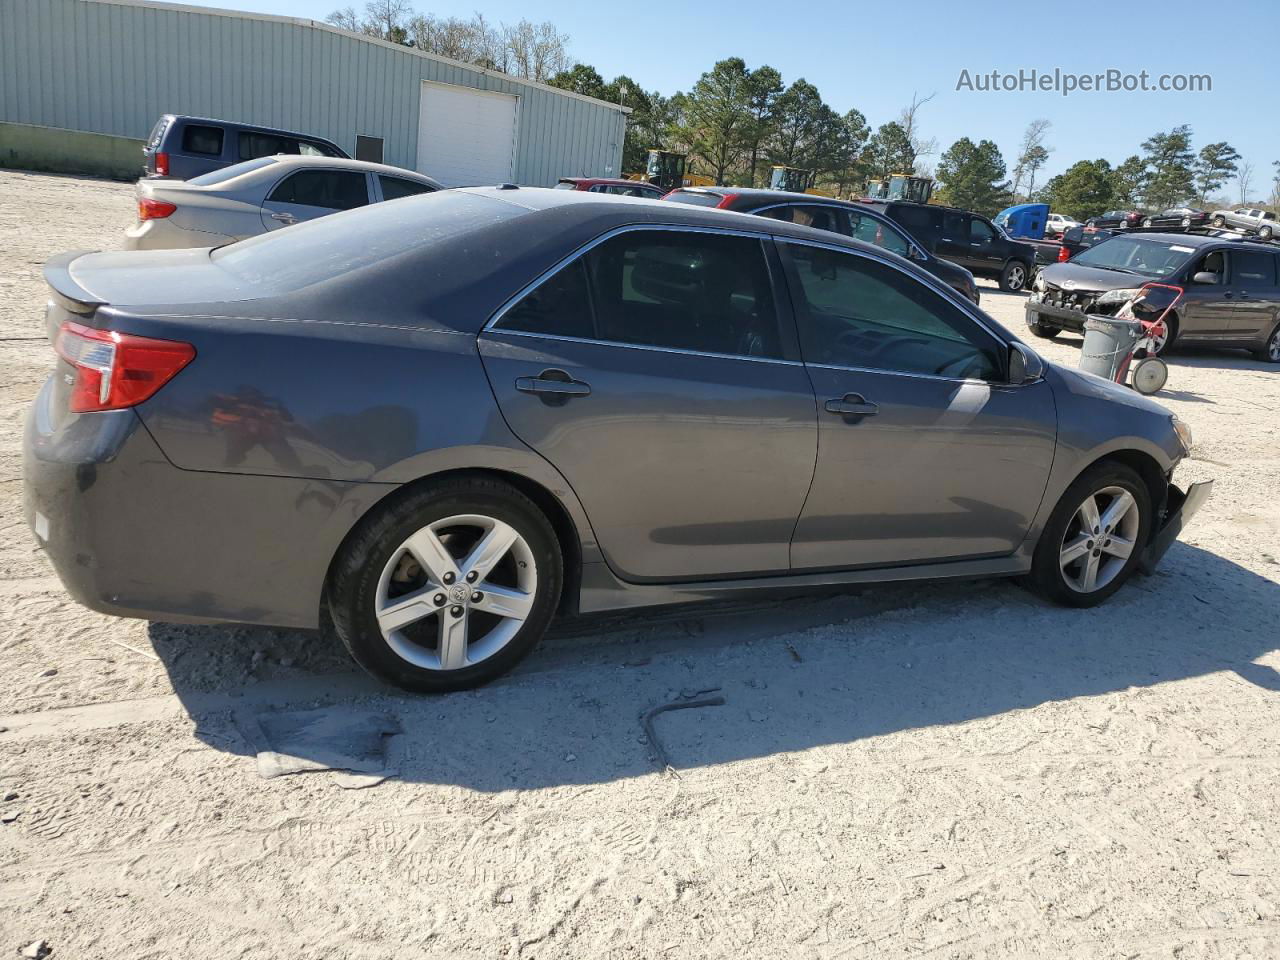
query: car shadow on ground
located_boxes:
[146,539,1280,791]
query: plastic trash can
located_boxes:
[1079,314,1143,381]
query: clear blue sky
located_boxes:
[178,0,1278,199]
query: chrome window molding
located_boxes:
[482,222,788,363]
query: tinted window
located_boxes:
[189,156,278,186]
[1232,250,1277,288]
[888,205,941,247]
[941,212,967,239]
[379,175,434,201]
[240,132,301,160]
[355,135,383,163]
[970,218,996,243]
[213,191,524,290]
[785,243,1001,381]
[496,230,783,359]
[181,124,224,156]
[662,191,724,208]
[847,211,910,256]
[267,170,369,210]
[756,204,847,235]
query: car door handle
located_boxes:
[516,370,591,403]
[270,212,297,224]
[824,394,879,417]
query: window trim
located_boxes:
[483,223,803,365]
[774,236,1012,384]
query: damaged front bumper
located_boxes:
[1140,480,1213,574]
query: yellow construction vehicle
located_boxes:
[625,149,715,190]
[865,173,934,203]
[769,165,816,193]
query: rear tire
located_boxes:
[329,476,562,692]
[1211,215,1225,228]
[999,260,1029,292]
[1260,225,1274,241]
[1028,462,1152,608]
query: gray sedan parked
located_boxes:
[28,188,1209,692]
[124,155,442,250]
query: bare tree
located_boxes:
[1012,119,1052,199]
[896,91,937,173]
[1237,159,1254,204]
[326,5,361,32]
[361,0,411,40]
[502,19,571,82]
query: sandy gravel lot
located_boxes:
[1,169,1279,959]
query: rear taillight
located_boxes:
[154,152,169,176]
[138,198,176,221]
[715,193,739,209]
[1057,244,1070,262]
[54,321,194,413]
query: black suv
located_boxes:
[862,200,1037,292]
[1028,233,1280,361]
[663,187,981,304]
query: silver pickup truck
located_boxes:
[1210,206,1278,240]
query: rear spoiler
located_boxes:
[43,251,105,316]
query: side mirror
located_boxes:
[1192,271,1219,285]
[1009,342,1044,384]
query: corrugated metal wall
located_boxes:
[0,0,628,184]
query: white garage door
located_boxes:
[416,82,518,187]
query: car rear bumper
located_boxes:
[1140,480,1213,574]
[23,378,389,629]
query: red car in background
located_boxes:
[555,177,666,199]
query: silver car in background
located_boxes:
[124,155,443,249]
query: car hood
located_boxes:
[1037,262,1148,293]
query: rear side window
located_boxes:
[379,175,434,201]
[1232,250,1277,288]
[240,131,300,160]
[887,204,941,246]
[268,170,368,210]
[181,124,224,156]
[298,141,342,158]
[496,230,783,359]
[662,191,724,208]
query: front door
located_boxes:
[478,227,817,581]
[1177,249,1237,339]
[778,240,1057,569]
[966,217,1005,275]
[260,168,370,230]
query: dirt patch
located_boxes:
[1,170,1278,958]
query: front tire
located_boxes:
[1028,462,1152,608]
[1028,317,1060,340]
[1259,225,1274,241]
[329,477,562,692]
[999,260,1028,292]
[1255,323,1280,363]
[1211,215,1225,228]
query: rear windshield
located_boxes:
[210,190,527,290]
[663,191,724,207]
[1071,236,1197,278]
[188,156,278,186]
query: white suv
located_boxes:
[1045,213,1080,237]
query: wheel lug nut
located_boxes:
[471,592,482,603]
[466,571,478,583]
[434,593,446,606]
[450,605,463,617]
[443,572,455,585]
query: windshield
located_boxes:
[189,156,278,186]
[211,190,527,290]
[1070,236,1197,278]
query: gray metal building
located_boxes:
[0,0,628,184]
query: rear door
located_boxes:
[1226,248,1280,339]
[778,239,1056,569]
[478,226,818,581]
[260,168,371,229]
[935,211,972,268]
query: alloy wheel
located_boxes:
[1269,327,1280,362]
[1007,264,1025,290]
[374,514,537,671]
[1059,486,1141,593]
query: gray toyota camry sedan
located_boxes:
[25,187,1210,692]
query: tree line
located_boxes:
[328,1,1280,218]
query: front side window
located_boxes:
[1232,250,1277,288]
[267,170,368,210]
[970,218,996,244]
[847,211,910,256]
[495,230,783,359]
[240,132,300,160]
[181,124,224,156]
[379,175,434,201]
[756,204,846,236]
[784,243,1002,381]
